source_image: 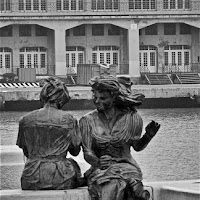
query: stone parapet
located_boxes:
[0,84,200,101]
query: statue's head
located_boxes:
[89,75,145,112]
[40,76,71,109]
[89,76,120,111]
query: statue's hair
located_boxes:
[89,76,145,110]
[40,76,71,108]
[89,76,120,96]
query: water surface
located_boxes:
[0,108,199,182]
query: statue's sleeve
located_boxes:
[130,112,152,151]
[68,118,81,156]
[16,117,28,157]
[79,116,99,167]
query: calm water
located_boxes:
[0,108,200,182]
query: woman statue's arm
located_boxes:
[16,118,29,158]
[79,117,99,167]
[132,120,160,151]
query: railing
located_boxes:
[0,0,199,13]
[140,64,150,73]
[162,63,200,73]
[0,65,54,76]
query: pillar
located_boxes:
[54,28,66,76]
[198,29,200,63]
[128,24,140,78]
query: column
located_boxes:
[128,23,140,78]
[54,28,66,76]
[157,47,164,73]
[199,29,200,63]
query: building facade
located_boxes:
[0,0,200,81]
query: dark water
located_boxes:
[0,108,200,182]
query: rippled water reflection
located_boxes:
[1,108,199,182]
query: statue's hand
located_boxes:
[145,120,160,138]
[99,155,113,170]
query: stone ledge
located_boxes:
[0,186,153,200]
[160,186,200,200]
[1,181,200,200]
[0,187,90,200]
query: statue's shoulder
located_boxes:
[79,109,98,122]
[20,109,39,124]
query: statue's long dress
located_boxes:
[17,108,81,190]
[80,108,144,200]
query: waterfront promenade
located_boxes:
[1,145,200,200]
[0,84,200,110]
[1,84,200,199]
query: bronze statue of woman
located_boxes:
[79,76,160,200]
[16,77,84,190]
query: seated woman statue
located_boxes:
[16,77,84,190]
[79,76,161,200]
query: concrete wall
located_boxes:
[1,84,200,101]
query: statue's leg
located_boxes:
[128,179,150,200]
[100,179,127,200]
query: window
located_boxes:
[170,0,176,9]
[164,45,191,71]
[135,0,141,9]
[145,24,157,35]
[18,0,46,11]
[19,47,47,74]
[66,46,85,73]
[185,0,190,9]
[92,46,119,66]
[164,52,168,66]
[184,52,189,65]
[35,25,47,36]
[56,0,83,11]
[0,48,12,69]
[106,53,111,64]
[0,26,12,37]
[180,23,191,35]
[92,53,97,63]
[105,0,112,9]
[163,0,168,9]
[163,0,190,10]
[177,0,183,9]
[143,0,149,9]
[71,0,76,10]
[129,0,155,9]
[56,0,62,10]
[40,54,46,68]
[19,0,24,10]
[108,25,120,36]
[19,25,31,36]
[33,0,39,10]
[26,0,31,10]
[129,0,134,9]
[73,25,85,36]
[41,0,46,10]
[78,0,84,10]
[92,0,118,10]
[164,23,176,35]
[0,0,11,11]
[92,24,104,36]
[139,45,157,72]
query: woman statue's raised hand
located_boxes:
[145,120,161,138]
